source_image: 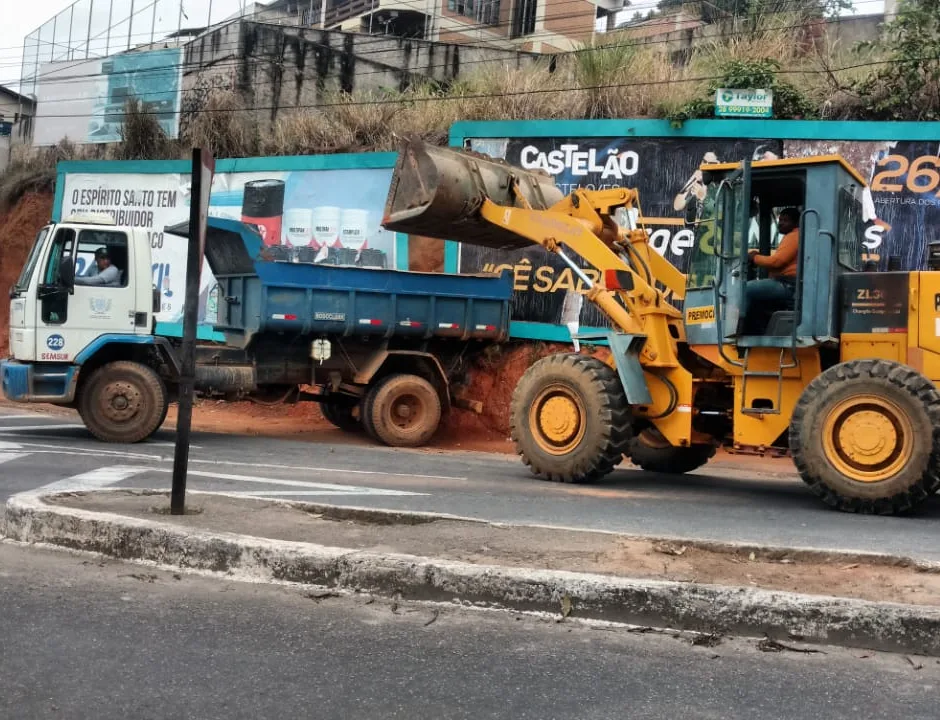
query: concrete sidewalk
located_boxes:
[4,489,940,656]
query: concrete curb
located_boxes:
[4,490,939,656]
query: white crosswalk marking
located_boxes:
[33,466,151,495]
[150,468,427,496]
[0,424,85,433]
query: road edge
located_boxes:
[3,490,939,656]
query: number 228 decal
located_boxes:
[46,334,65,350]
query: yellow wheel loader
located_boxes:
[382,139,940,515]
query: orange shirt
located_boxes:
[755,229,799,278]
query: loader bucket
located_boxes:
[382,138,565,251]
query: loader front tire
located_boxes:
[511,353,632,483]
[628,428,716,474]
[790,359,940,514]
[78,361,168,444]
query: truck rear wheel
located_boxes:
[78,361,168,444]
[320,398,361,433]
[790,359,940,514]
[510,353,632,483]
[628,428,716,474]
[362,374,442,447]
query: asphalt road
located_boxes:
[2,407,940,560]
[1,541,937,720]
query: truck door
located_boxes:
[34,227,141,363]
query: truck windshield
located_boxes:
[12,226,50,297]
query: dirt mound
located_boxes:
[444,342,579,443]
[0,193,54,356]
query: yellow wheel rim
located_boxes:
[529,384,586,455]
[822,395,913,483]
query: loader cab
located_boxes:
[684,156,867,352]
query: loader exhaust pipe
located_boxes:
[381,138,565,251]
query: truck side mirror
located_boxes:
[58,255,75,292]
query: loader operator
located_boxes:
[742,207,799,335]
[74,247,121,288]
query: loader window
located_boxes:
[686,183,724,289]
[837,186,863,271]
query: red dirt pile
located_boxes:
[0,193,54,356]
[445,342,578,443]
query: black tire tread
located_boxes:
[78,360,167,444]
[320,399,360,433]
[628,436,717,474]
[789,359,940,515]
[510,353,632,484]
[362,373,441,448]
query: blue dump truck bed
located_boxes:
[166,217,512,343]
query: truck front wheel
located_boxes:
[362,374,442,447]
[78,361,168,443]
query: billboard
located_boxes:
[461,131,940,331]
[59,164,397,332]
[34,48,182,146]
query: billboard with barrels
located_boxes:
[460,130,940,332]
[59,164,396,332]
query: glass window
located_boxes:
[686,183,724,289]
[74,229,129,287]
[511,0,537,36]
[449,0,500,24]
[13,227,51,296]
[837,186,863,271]
[42,228,77,285]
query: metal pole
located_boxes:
[106,0,114,56]
[68,3,75,60]
[86,0,95,58]
[128,0,135,50]
[152,0,157,45]
[171,148,212,515]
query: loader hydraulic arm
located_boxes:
[382,138,697,447]
[477,184,685,369]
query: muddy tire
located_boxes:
[790,359,940,514]
[362,374,442,447]
[628,429,716,474]
[78,361,168,444]
[510,353,632,483]
[320,398,360,433]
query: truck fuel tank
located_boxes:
[382,138,565,251]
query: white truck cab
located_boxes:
[3,215,176,443]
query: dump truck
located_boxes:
[383,139,940,515]
[2,214,511,447]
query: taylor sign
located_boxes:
[715,89,773,118]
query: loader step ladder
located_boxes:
[739,346,799,416]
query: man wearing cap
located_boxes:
[75,247,121,287]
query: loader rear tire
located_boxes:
[790,359,940,514]
[510,353,632,483]
[78,361,168,444]
[320,398,361,433]
[628,428,716,474]
[362,374,441,447]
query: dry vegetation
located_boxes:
[0,16,897,206]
